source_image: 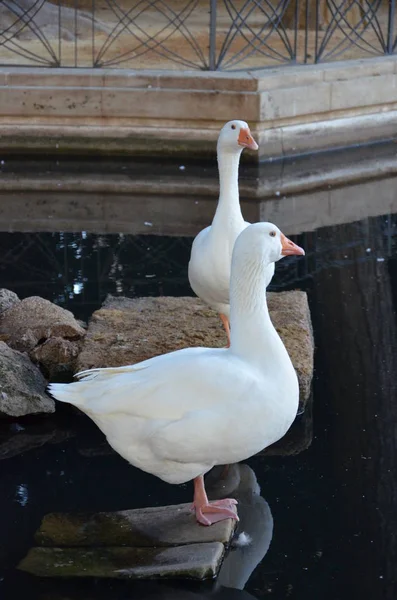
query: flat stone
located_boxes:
[0,296,85,353]
[18,543,225,580]
[35,503,236,548]
[77,293,314,409]
[0,288,20,314]
[0,341,54,417]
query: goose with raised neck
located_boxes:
[188,120,275,346]
[48,222,304,527]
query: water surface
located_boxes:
[0,163,396,600]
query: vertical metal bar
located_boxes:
[209,0,217,70]
[294,0,298,61]
[74,0,78,67]
[314,0,319,63]
[304,0,310,63]
[92,0,95,67]
[387,0,395,54]
[58,0,62,67]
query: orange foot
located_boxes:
[194,499,239,526]
[192,475,238,526]
[219,313,231,348]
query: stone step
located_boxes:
[18,502,236,580]
[35,503,236,548]
[18,543,225,580]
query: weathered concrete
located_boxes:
[18,543,225,579]
[1,57,397,161]
[35,503,236,548]
[77,293,314,410]
[0,341,54,417]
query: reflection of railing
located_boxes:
[1,218,395,322]
[0,0,396,70]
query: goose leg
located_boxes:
[219,313,231,348]
[193,475,238,526]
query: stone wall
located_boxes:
[1,57,397,162]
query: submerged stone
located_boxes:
[18,542,225,579]
[0,420,73,460]
[20,502,236,581]
[35,503,236,548]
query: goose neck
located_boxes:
[216,149,242,214]
[229,254,289,367]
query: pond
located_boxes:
[0,157,396,600]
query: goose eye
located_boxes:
[231,124,236,130]
[269,231,276,237]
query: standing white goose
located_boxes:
[188,120,275,346]
[48,223,304,526]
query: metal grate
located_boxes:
[0,0,396,70]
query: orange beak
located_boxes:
[238,127,258,151]
[281,233,305,256]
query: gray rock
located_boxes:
[0,342,54,417]
[0,288,20,314]
[18,543,225,580]
[0,296,85,353]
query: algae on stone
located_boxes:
[18,543,225,580]
[35,503,236,548]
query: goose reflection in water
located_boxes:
[146,462,274,600]
[121,462,272,600]
[206,463,273,592]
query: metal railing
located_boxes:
[0,0,396,70]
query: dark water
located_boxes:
[0,179,397,599]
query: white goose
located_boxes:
[48,223,304,526]
[188,120,275,346]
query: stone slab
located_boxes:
[35,503,236,548]
[76,293,314,410]
[18,542,225,579]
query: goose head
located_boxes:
[217,120,258,155]
[234,222,305,270]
